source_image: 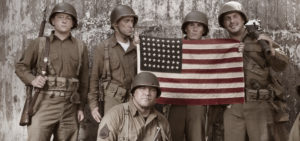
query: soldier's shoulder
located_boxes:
[104,104,125,117]
[154,110,168,123]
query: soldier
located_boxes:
[88,5,139,123]
[15,2,89,141]
[167,11,208,141]
[97,72,172,141]
[289,85,300,141]
[218,1,289,141]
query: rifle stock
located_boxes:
[19,7,47,126]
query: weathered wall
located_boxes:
[1,0,300,140]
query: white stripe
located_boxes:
[184,43,240,50]
[182,62,243,69]
[161,92,245,99]
[183,52,242,60]
[151,71,244,79]
[160,82,244,89]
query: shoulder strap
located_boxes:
[75,38,84,76]
[37,37,46,69]
[102,41,112,81]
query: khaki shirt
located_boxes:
[97,99,172,141]
[15,32,89,109]
[88,35,137,110]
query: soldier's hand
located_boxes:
[133,30,140,45]
[31,75,47,88]
[77,110,84,122]
[92,107,102,123]
[236,43,245,52]
[257,34,276,56]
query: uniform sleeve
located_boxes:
[88,43,105,111]
[15,38,39,85]
[266,49,289,72]
[78,43,89,110]
[97,105,123,141]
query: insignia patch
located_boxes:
[99,124,110,139]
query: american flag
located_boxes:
[137,36,245,105]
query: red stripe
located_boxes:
[181,67,243,73]
[161,87,244,93]
[158,77,244,83]
[182,57,243,64]
[156,97,245,105]
[182,39,240,44]
[182,48,238,54]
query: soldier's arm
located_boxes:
[266,48,289,72]
[88,43,105,111]
[97,105,123,141]
[15,38,39,85]
[78,43,89,110]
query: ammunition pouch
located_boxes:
[43,76,81,104]
[102,82,128,103]
[245,88,274,101]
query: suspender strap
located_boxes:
[102,43,111,81]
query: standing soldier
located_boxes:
[88,5,138,123]
[167,11,208,141]
[97,72,172,141]
[289,85,300,141]
[15,2,89,141]
[218,1,289,141]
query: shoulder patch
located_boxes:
[99,124,110,139]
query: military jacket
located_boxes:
[88,35,137,110]
[242,33,288,89]
[15,32,89,109]
[97,99,172,141]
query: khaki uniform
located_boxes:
[224,32,289,141]
[88,35,137,113]
[168,105,206,141]
[15,33,89,141]
[97,99,172,141]
[289,113,300,141]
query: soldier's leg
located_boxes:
[224,105,246,141]
[168,105,186,141]
[186,105,206,141]
[27,94,61,141]
[244,102,273,141]
[54,98,79,141]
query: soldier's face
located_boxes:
[223,12,245,35]
[185,22,204,40]
[133,86,157,109]
[52,13,74,33]
[114,16,135,37]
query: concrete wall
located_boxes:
[1,0,300,140]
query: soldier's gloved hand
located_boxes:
[77,109,84,122]
[92,107,102,123]
[31,75,47,88]
[257,34,276,56]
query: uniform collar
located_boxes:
[49,30,75,43]
[128,98,157,120]
[108,34,136,53]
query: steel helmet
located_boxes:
[131,72,161,97]
[110,5,138,29]
[182,11,209,36]
[218,1,248,28]
[49,2,78,29]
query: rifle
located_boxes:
[19,7,47,126]
[245,19,271,56]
